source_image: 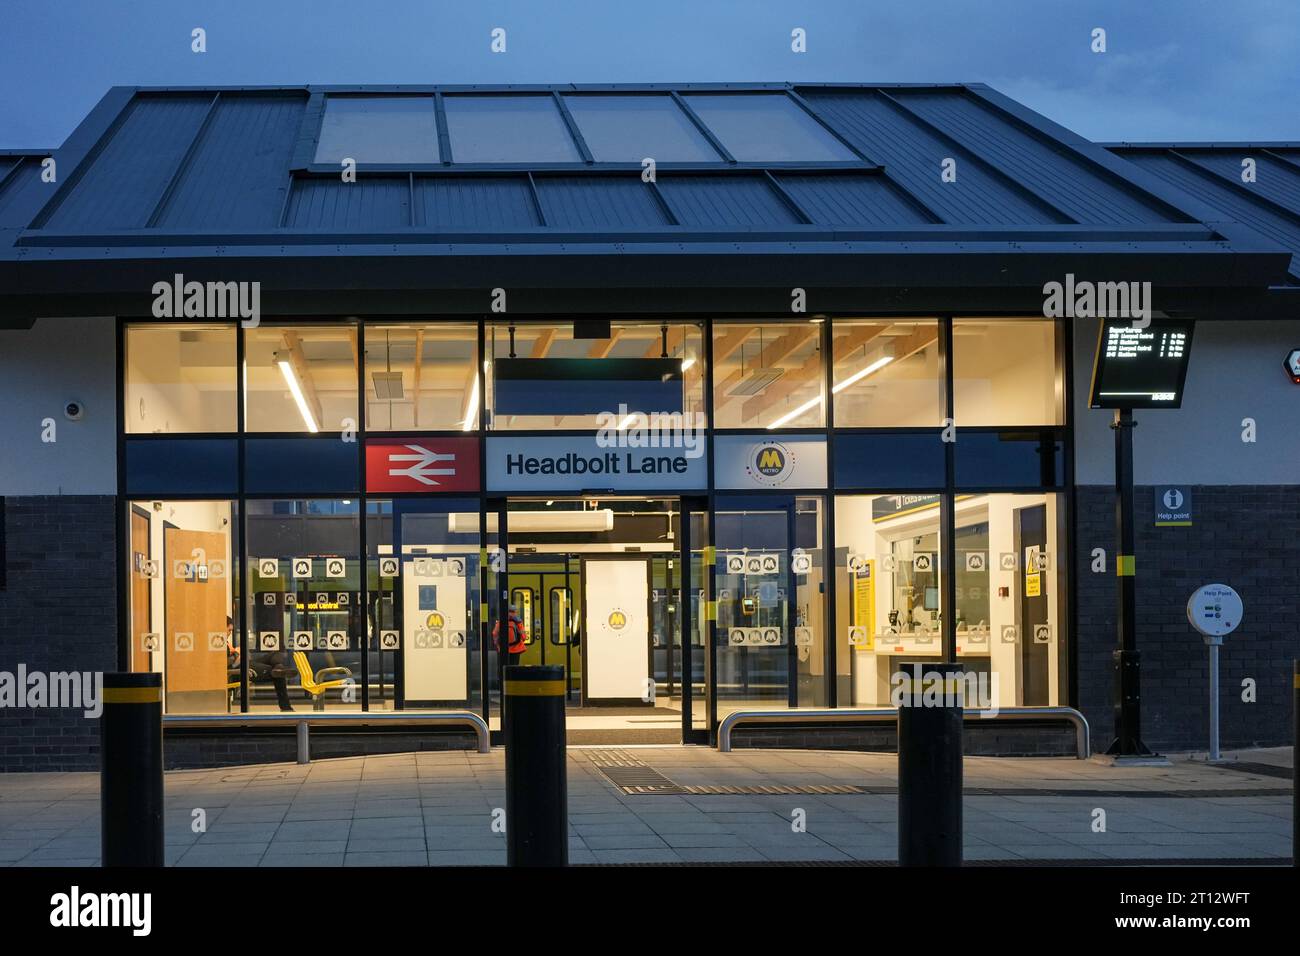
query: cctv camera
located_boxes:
[63,401,84,421]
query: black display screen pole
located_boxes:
[1105,407,1151,755]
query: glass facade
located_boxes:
[119,316,1071,736]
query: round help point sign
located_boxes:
[1186,583,1242,639]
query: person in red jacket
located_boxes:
[492,605,528,667]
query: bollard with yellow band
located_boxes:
[101,672,164,867]
[504,664,567,866]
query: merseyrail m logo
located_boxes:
[746,441,795,486]
[426,611,445,629]
[607,610,628,630]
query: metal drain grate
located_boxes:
[596,765,687,794]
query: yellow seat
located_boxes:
[293,652,352,711]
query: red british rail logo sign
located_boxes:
[365,438,480,493]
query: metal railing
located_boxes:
[164,711,492,762]
[716,706,1090,759]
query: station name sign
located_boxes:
[486,436,707,492]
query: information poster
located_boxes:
[853,560,876,651]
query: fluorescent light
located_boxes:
[277,359,318,433]
[462,374,479,431]
[832,355,893,394]
[767,395,822,430]
[680,356,696,372]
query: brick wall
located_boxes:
[0,496,118,771]
[1075,485,1299,752]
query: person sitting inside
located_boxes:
[226,616,294,712]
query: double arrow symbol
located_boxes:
[389,444,456,486]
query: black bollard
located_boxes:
[897,661,963,866]
[504,664,567,866]
[1293,661,1298,869]
[100,672,164,867]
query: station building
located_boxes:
[0,83,1296,769]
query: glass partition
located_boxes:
[486,319,705,430]
[713,320,825,429]
[364,323,478,431]
[831,318,943,427]
[125,324,237,433]
[833,494,944,707]
[126,499,239,714]
[367,498,482,711]
[952,318,1062,426]
[244,325,360,433]
[714,494,826,712]
[243,499,361,712]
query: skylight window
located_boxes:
[682,94,857,162]
[314,96,440,164]
[444,95,581,163]
[564,94,720,162]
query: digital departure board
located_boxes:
[1089,318,1194,409]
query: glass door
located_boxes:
[680,495,710,744]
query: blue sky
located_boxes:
[3,0,1297,148]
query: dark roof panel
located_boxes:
[1108,145,1300,282]
[657,174,800,227]
[799,90,1065,225]
[775,173,933,226]
[416,177,539,229]
[43,94,213,230]
[156,94,305,229]
[284,176,410,229]
[890,89,1180,224]
[535,176,670,229]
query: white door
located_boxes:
[583,559,650,701]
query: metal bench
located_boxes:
[164,711,492,763]
[716,706,1090,759]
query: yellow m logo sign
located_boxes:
[758,449,783,469]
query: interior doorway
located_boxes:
[489,496,709,744]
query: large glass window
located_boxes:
[125,325,236,433]
[682,94,857,162]
[833,494,944,707]
[831,319,943,427]
[314,96,439,164]
[244,499,361,712]
[244,325,359,433]
[564,94,720,162]
[953,493,1067,707]
[715,495,826,711]
[364,323,478,431]
[834,492,1066,709]
[712,320,824,429]
[126,499,239,714]
[487,320,705,430]
[444,95,580,163]
[952,318,1062,426]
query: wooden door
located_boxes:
[163,528,230,712]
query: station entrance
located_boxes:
[488,496,709,744]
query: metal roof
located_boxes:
[1105,142,1300,285]
[0,83,1295,322]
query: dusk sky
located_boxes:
[2,0,1297,148]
